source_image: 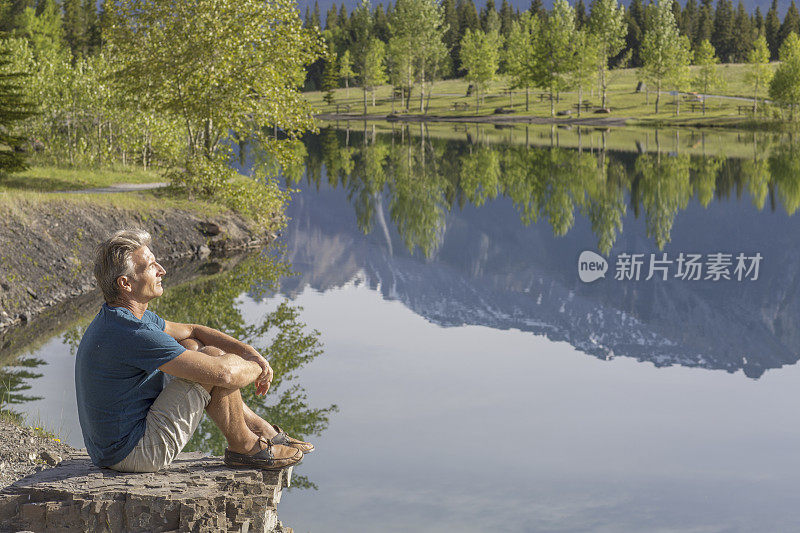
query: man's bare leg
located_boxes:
[177,339,284,456]
[180,339,280,439]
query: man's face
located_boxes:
[126,246,166,301]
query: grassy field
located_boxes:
[307,64,787,127]
[0,165,226,214]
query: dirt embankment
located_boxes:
[0,199,273,331]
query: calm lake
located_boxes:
[4,123,800,531]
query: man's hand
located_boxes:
[242,348,273,396]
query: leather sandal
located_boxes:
[224,436,303,470]
[269,424,315,454]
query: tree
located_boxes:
[588,0,626,109]
[696,0,714,48]
[361,37,387,112]
[460,28,502,112]
[640,0,690,114]
[746,34,773,113]
[105,0,324,162]
[339,49,355,99]
[732,1,754,62]
[766,0,781,59]
[769,32,800,119]
[711,0,734,61]
[388,0,448,113]
[536,0,578,116]
[15,0,64,58]
[780,0,800,47]
[322,51,339,106]
[571,29,599,117]
[681,0,698,44]
[505,12,540,111]
[0,44,36,173]
[693,39,721,114]
[625,0,645,66]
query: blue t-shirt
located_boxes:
[75,304,186,467]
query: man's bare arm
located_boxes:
[164,321,273,394]
[159,350,262,389]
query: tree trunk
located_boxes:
[550,87,555,117]
[655,83,661,113]
[601,64,607,109]
[419,69,425,112]
[578,86,583,118]
[526,87,529,112]
[363,86,368,115]
[204,118,213,158]
[475,82,480,113]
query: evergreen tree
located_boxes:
[499,0,514,37]
[338,4,350,33]
[304,7,313,27]
[313,1,322,28]
[681,0,698,44]
[0,45,36,173]
[696,0,714,48]
[575,0,587,29]
[458,0,480,34]
[671,0,682,32]
[753,7,764,37]
[442,0,460,72]
[625,0,646,67]
[373,4,391,42]
[711,0,734,61]
[16,0,64,57]
[480,0,500,33]
[322,51,339,105]
[529,0,545,19]
[0,0,35,34]
[765,0,781,59]
[780,0,800,48]
[325,5,339,30]
[733,1,753,62]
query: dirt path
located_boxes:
[316,112,631,127]
[58,182,169,194]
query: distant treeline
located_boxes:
[303,0,800,90]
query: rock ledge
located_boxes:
[0,451,292,532]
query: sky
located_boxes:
[297,0,797,27]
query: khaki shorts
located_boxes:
[109,376,211,473]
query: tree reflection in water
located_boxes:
[299,126,800,256]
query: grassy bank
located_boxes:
[308,64,790,128]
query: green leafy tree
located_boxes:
[361,37,387,113]
[693,39,722,114]
[339,49,355,98]
[571,29,599,117]
[388,0,448,113]
[535,0,578,116]
[769,32,800,119]
[746,34,773,114]
[588,0,626,109]
[640,0,690,113]
[15,0,64,58]
[504,12,540,111]
[104,0,324,164]
[0,44,36,173]
[459,28,502,112]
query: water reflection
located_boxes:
[298,126,800,256]
[263,124,800,380]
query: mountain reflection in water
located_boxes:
[269,124,800,379]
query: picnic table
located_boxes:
[451,102,469,111]
[738,104,754,115]
[572,102,593,111]
[335,103,351,114]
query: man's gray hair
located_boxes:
[94,229,152,303]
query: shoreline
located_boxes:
[314,112,785,131]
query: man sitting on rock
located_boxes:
[75,229,312,473]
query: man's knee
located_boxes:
[179,338,203,351]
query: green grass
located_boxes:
[308,63,787,127]
[0,165,165,193]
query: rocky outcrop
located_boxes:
[0,451,293,533]
[0,199,279,331]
